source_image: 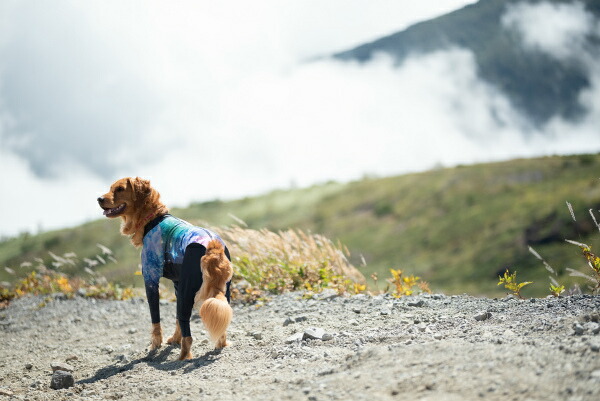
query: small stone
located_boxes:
[380,308,391,315]
[25,363,33,370]
[407,300,424,307]
[474,312,492,322]
[283,317,294,326]
[591,344,599,352]
[128,328,138,334]
[352,307,362,314]
[295,316,308,323]
[51,362,74,372]
[285,332,304,344]
[573,323,584,335]
[433,334,443,340]
[252,332,263,340]
[50,370,74,390]
[304,327,327,340]
[584,322,600,335]
[322,333,334,341]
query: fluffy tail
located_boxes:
[200,295,232,344]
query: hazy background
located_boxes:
[1,0,599,238]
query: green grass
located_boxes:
[2,153,600,297]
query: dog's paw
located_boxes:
[167,336,182,346]
[150,335,163,350]
[178,350,193,360]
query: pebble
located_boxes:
[584,322,600,335]
[573,323,584,336]
[51,362,74,372]
[252,332,263,340]
[407,300,424,307]
[304,327,327,340]
[128,328,138,334]
[285,333,304,344]
[474,312,492,322]
[25,363,33,370]
[50,370,74,390]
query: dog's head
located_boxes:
[97,177,151,219]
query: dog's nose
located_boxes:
[97,197,105,204]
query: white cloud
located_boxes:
[1,0,600,238]
[502,1,597,60]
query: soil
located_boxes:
[1,291,599,401]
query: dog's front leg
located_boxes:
[179,337,193,360]
[150,323,163,350]
[167,320,182,345]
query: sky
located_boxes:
[0,0,599,238]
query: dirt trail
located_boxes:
[1,292,599,400]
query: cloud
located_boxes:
[501,1,597,61]
[1,0,600,238]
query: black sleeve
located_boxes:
[145,282,161,324]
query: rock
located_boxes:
[352,307,362,314]
[285,332,304,344]
[51,361,74,372]
[433,334,443,340]
[322,333,334,341]
[407,300,424,307]
[252,332,263,340]
[0,388,13,396]
[304,327,327,340]
[474,312,492,321]
[573,323,584,336]
[25,363,33,370]
[295,316,308,323]
[50,370,74,390]
[283,317,294,326]
[584,322,600,335]
[314,289,338,300]
[128,328,138,334]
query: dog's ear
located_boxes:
[132,177,151,201]
[126,178,137,201]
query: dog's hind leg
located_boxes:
[167,320,182,346]
[216,333,228,349]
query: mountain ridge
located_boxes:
[333,0,599,126]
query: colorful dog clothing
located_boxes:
[142,214,231,337]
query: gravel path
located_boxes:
[1,292,599,401]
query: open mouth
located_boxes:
[103,203,126,217]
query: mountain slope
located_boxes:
[1,154,600,296]
[333,0,600,126]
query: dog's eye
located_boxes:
[116,186,125,192]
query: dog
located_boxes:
[98,177,232,360]
[194,240,233,348]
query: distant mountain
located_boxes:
[333,0,600,126]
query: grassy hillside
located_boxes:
[1,154,600,297]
